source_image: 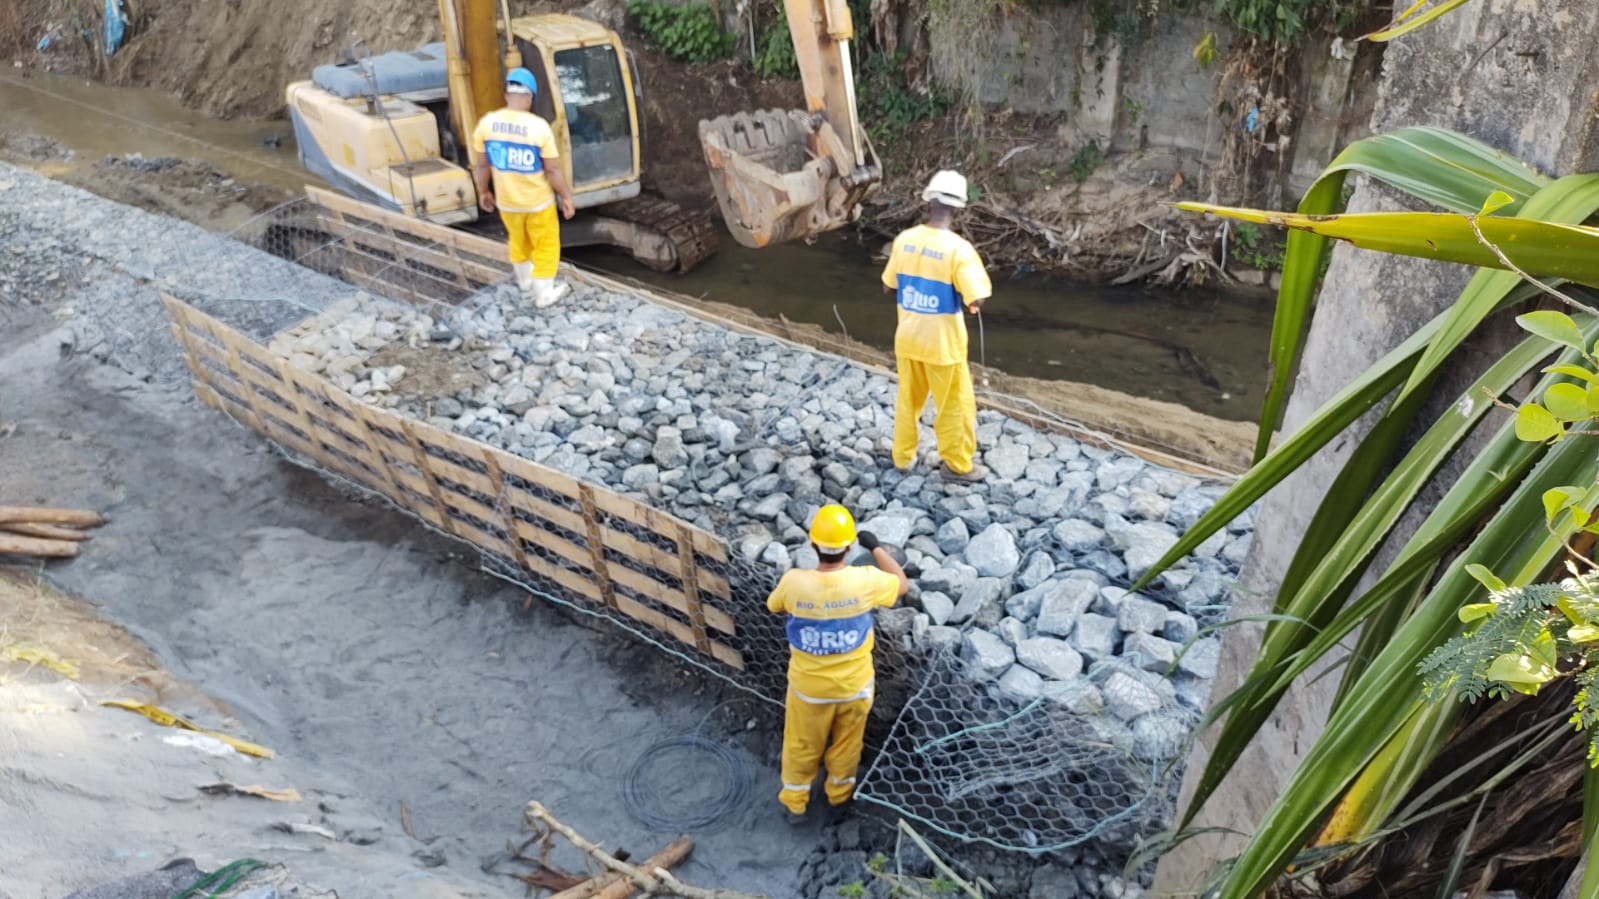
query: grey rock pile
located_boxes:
[280,284,1254,760]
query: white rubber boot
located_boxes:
[532,277,570,309]
[512,261,536,296]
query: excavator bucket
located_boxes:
[699,108,880,249]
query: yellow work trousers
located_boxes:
[779,690,872,814]
[500,204,561,278]
[893,357,976,474]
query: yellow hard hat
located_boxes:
[809,504,857,552]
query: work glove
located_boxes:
[856,531,880,551]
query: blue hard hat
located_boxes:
[505,67,537,95]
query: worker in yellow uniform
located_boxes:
[766,505,909,823]
[881,170,994,480]
[472,67,577,309]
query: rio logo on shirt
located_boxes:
[787,610,874,656]
[486,140,543,175]
[896,274,958,315]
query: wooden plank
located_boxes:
[604,564,735,636]
[507,488,587,536]
[315,220,493,294]
[307,186,511,271]
[612,593,743,671]
[598,523,731,599]
[317,212,505,287]
[497,452,586,504]
[509,517,594,572]
[676,522,714,655]
[587,489,725,561]
[576,483,618,610]
[515,547,606,604]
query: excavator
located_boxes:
[284,0,878,272]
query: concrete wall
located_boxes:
[929,6,1374,198]
[1154,0,1599,891]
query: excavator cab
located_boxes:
[285,5,716,272]
[698,0,882,248]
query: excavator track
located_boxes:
[601,195,720,273]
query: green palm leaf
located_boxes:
[1251,128,1548,462]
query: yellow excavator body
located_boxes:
[285,6,715,271]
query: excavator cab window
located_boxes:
[552,45,634,187]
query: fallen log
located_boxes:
[0,534,81,558]
[549,838,694,899]
[525,802,764,899]
[0,506,105,528]
[0,522,91,541]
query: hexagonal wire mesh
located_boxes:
[141,199,1222,862]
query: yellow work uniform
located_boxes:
[766,565,901,814]
[881,224,992,474]
[472,108,563,277]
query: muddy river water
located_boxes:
[2,70,1275,421]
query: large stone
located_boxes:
[750,494,789,520]
[1178,637,1221,680]
[933,516,970,556]
[1015,551,1056,591]
[1122,633,1180,672]
[961,629,1015,678]
[1131,711,1190,762]
[567,424,611,453]
[998,664,1046,702]
[1042,676,1105,716]
[965,523,1020,577]
[651,426,689,469]
[920,591,955,626]
[923,625,963,655]
[1051,519,1105,553]
[1178,568,1230,612]
[1102,671,1164,721]
[1069,613,1118,661]
[1127,489,1171,522]
[949,577,1005,626]
[1003,582,1048,621]
[1167,489,1214,530]
[985,442,1031,480]
[1029,864,1081,899]
[621,463,660,489]
[743,447,782,475]
[1078,549,1127,581]
[858,512,916,549]
[1106,520,1179,554]
[997,616,1029,647]
[760,541,792,570]
[1115,594,1170,634]
[1015,637,1084,680]
[1035,579,1100,637]
[876,607,919,649]
[1162,611,1200,645]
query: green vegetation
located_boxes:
[1229,221,1283,270]
[752,13,798,79]
[1066,140,1104,183]
[857,52,956,147]
[1151,125,1599,896]
[627,0,734,63]
[837,882,868,898]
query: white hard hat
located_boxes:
[922,170,968,208]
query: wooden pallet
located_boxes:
[160,292,744,671]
